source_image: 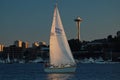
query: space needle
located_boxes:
[74,16,82,41]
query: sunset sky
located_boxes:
[0,0,120,46]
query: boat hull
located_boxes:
[44,67,76,73]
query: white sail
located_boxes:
[49,5,75,66]
[6,53,11,63]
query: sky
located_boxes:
[0,0,120,46]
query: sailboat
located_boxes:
[6,53,11,64]
[44,4,76,73]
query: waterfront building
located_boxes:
[3,45,23,60]
[32,42,39,48]
[39,41,46,46]
[22,42,29,48]
[0,44,4,52]
[14,40,23,47]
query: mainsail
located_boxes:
[50,5,75,66]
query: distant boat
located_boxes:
[29,57,44,63]
[0,59,5,63]
[6,53,12,64]
[44,4,76,73]
[19,60,25,64]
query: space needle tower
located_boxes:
[74,16,82,41]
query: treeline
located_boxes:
[68,31,120,61]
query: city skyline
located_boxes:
[0,0,120,46]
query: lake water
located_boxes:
[0,63,120,80]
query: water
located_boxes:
[0,63,120,80]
